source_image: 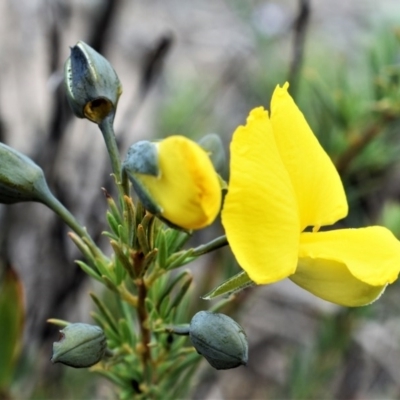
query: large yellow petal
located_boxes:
[291,258,387,306]
[298,227,400,286]
[270,83,348,231]
[222,107,300,284]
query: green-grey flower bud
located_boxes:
[122,140,161,216]
[51,323,106,368]
[189,311,248,370]
[64,41,122,124]
[198,133,226,176]
[0,143,53,204]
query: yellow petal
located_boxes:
[270,83,348,231]
[222,107,299,284]
[291,257,387,307]
[298,227,400,286]
[139,136,222,230]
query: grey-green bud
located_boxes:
[51,323,106,368]
[0,143,52,204]
[64,41,122,124]
[189,311,248,370]
[198,133,226,176]
[122,140,161,216]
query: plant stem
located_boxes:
[42,191,104,261]
[164,324,190,336]
[136,272,152,370]
[191,235,228,257]
[98,113,129,207]
[99,113,122,182]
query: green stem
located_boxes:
[99,113,122,182]
[164,324,190,336]
[42,191,105,262]
[191,235,228,257]
[98,113,129,207]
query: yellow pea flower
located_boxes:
[222,82,400,306]
[124,135,222,230]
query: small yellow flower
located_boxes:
[124,135,222,230]
[222,82,400,306]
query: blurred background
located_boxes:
[1,0,400,398]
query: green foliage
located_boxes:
[0,265,24,395]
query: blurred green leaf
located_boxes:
[380,201,400,238]
[0,264,24,390]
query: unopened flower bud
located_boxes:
[51,323,106,368]
[0,143,52,204]
[122,135,222,230]
[198,133,226,176]
[64,41,122,123]
[189,311,248,370]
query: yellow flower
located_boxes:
[124,135,222,230]
[221,82,400,306]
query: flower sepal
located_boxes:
[201,270,254,300]
[122,140,162,216]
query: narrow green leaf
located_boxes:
[106,211,120,237]
[166,249,194,270]
[90,312,120,344]
[167,255,196,270]
[140,249,158,277]
[157,270,190,309]
[169,230,191,253]
[145,297,160,321]
[68,232,97,266]
[118,224,128,247]
[135,201,145,231]
[201,271,255,300]
[169,355,201,398]
[102,275,119,293]
[156,229,168,269]
[94,369,131,388]
[118,319,135,347]
[123,195,136,247]
[102,187,122,224]
[137,224,149,255]
[75,260,102,282]
[165,275,192,318]
[47,318,70,328]
[110,240,134,279]
[90,293,119,334]
[102,230,119,242]
[114,257,127,285]
[119,300,136,347]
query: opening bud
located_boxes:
[198,133,226,176]
[51,323,106,368]
[189,311,248,370]
[0,143,53,204]
[64,41,122,123]
[123,136,222,230]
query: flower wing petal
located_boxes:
[298,227,400,285]
[222,107,299,284]
[291,257,387,307]
[271,83,348,231]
